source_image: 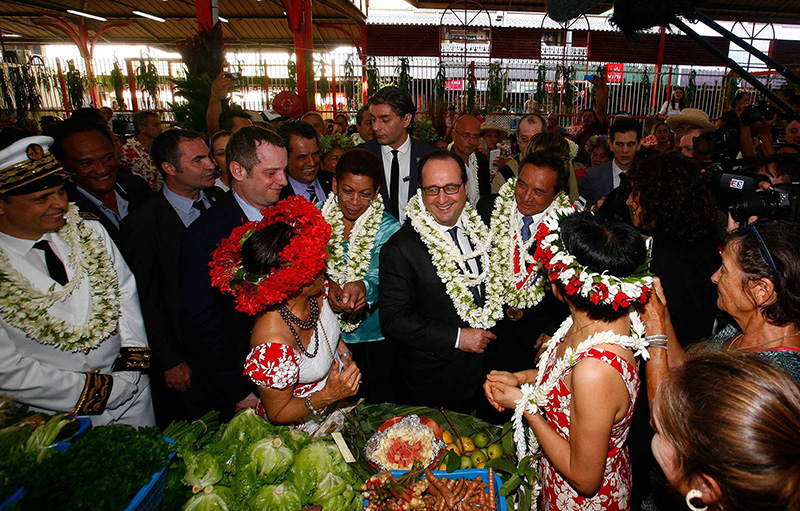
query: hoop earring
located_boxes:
[685,489,708,511]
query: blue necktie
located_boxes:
[522,215,534,242]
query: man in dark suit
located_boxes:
[578,117,642,210]
[476,151,571,422]
[380,150,496,413]
[49,119,151,248]
[179,126,288,421]
[451,115,491,205]
[276,120,332,202]
[120,129,224,426]
[358,86,436,222]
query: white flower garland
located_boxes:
[0,204,121,353]
[489,180,572,310]
[511,311,650,507]
[322,195,384,332]
[405,191,504,329]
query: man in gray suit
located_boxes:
[578,117,642,210]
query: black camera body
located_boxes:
[740,100,777,126]
[693,126,739,162]
[729,183,800,224]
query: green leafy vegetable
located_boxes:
[247,482,303,511]
[182,485,235,511]
[248,435,295,483]
[182,451,223,491]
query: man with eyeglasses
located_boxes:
[450,115,491,206]
[358,86,436,222]
[322,148,401,404]
[380,150,497,413]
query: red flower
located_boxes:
[612,292,632,311]
[565,276,582,295]
[208,196,331,315]
[589,282,609,305]
[640,285,651,304]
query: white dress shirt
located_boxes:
[612,159,626,189]
[380,135,412,222]
[233,191,264,222]
[74,186,130,228]
[162,185,210,227]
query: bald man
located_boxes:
[451,115,491,205]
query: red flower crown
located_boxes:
[209,196,331,315]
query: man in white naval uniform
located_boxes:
[0,136,154,426]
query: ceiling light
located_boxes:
[66,9,108,21]
[218,16,229,23]
[1,33,22,38]
[133,10,166,22]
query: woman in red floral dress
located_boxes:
[484,211,650,510]
[210,197,361,424]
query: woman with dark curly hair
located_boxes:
[626,152,721,344]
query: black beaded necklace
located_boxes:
[278,298,320,358]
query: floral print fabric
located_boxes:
[539,348,640,511]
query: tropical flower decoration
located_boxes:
[532,205,653,310]
[412,119,439,144]
[565,138,579,161]
[319,133,354,155]
[584,134,609,157]
[209,196,331,315]
[0,205,120,353]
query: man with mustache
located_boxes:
[0,136,154,426]
[121,129,224,425]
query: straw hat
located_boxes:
[480,121,508,138]
[666,108,718,132]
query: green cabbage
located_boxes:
[247,482,303,511]
[309,472,347,504]
[182,485,235,511]
[291,439,359,501]
[249,435,295,483]
[218,409,275,450]
[182,451,223,490]
[316,488,361,511]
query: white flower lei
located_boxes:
[321,194,384,332]
[489,180,572,309]
[511,311,650,507]
[0,204,121,353]
[405,191,504,329]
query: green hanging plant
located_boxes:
[344,55,356,107]
[562,65,574,114]
[434,60,447,107]
[640,67,650,113]
[722,71,740,111]
[685,69,697,108]
[8,64,43,126]
[136,56,160,109]
[110,60,127,110]
[486,61,508,113]
[396,57,411,92]
[65,60,86,109]
[535,63,547,108]
[0,67,14,119]
[287,60,297,92]
[366,57,380,98]
[466,61,477,115]
[317,62,330,99]
[551,66,561,113]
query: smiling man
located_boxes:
[358,86,436,222]
[380,150,496,412]
[49,119,152,247]
[120,129,224,426]
[578,117,642,210]
[0,136,154,426]
[277,120,331,203]
[179,126,288,421]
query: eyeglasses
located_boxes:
[336,190,375,204]
[454,130,481,141]
[739,219,779,281]
[421,182,464,196]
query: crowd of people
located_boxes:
[0,76,799,511]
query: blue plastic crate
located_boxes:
[124,437,176,511]
[0,488,24,510]
[364,468,507,511]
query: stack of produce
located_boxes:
[20,424,172,510]
[173,409,362,511]
[0,412,74,500]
